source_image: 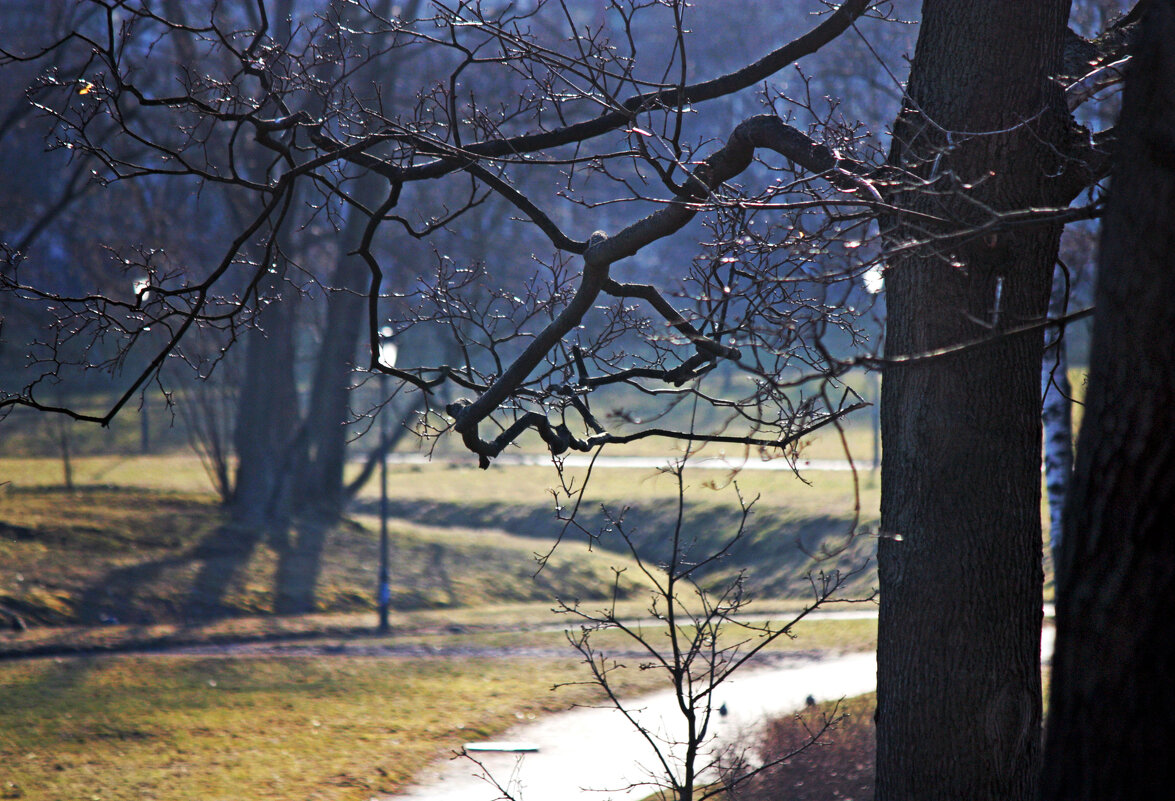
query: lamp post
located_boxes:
[132,277,151,454]
[376,327,398,634]
[862,265,883,473]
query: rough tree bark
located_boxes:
[1042,3,1175,797]
[876,3,1071,799]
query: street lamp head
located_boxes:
[378,326,398,369]
[133,277,153,331]
[863,264,884,295]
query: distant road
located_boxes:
[387,452,868,472]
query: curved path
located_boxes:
[391,651,877,801]
[390,622,1055,801]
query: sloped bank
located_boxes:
[366,497,878,600]
[0,487,654,630]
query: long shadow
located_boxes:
[72,522,269,626]
[180,523,270,622]
[272,517,328,615]
[73,515,330,625]
[426,541,457,606]
[27,506,333,711]
[75,553,198,625]
[36,522,267,704]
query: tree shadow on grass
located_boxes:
[182,517,334,619]
[45,523,268,700]
[72,522,269,626]
[179,522,270,622]
[20,515,337,715]
[72,515,336,626]
[271,517,329,615]
[425,541,457,607]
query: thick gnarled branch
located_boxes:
[447,113,878,466]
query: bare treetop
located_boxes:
[0,0,1118,468]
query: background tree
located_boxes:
[1042,2,1175,797]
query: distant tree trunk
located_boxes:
[1041,263,1073,557]
[294,169,387,516]
[232,263,302,526]
[292,0,415,517]
[876,3,1070,800]
[55,413,73,491]
[1042,5,1175,798]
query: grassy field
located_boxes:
[0,653,656,801]
[0,612,881,801]
[0,414,1053,801]
[0,447,884,801]
[0,360,1078,801]
[354,460,880,601]
[0,450,879,514]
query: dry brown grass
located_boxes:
[737,693,875,801]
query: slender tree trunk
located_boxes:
[1042,5,1175,797]
[294,169,386,516]
[1041,263,1073,557]
[876,3,1070,799]
[292,0,416,516]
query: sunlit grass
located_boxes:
[425,614,879,657]
[0,454,221,494]
[356,460,879,518]
[0,606,880,801]
[0,653,662,801]
[0,486,655,627]
[0,451,878,515]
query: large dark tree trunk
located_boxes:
[291,0,413,516]
[1042,5,1175,798]
[876,3,1071,799]
[232,264,302,526]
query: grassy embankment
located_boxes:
[1,450,881,628]
[1,452,878,801]
[358,456,881,598]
